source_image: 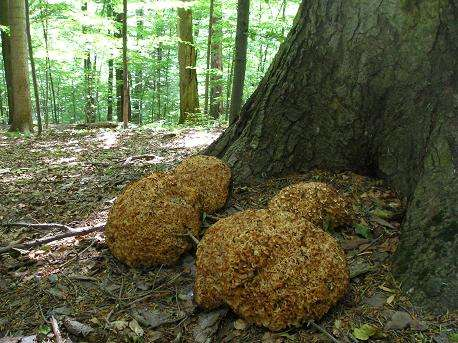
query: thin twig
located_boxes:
[308,321,341,343]
[186,230,200,245]
[3,222,73,231]
[0,223,105,255]
[51,316,64,343]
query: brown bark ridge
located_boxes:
[1,0,14,125]
[206,0,457,312]
[177,1,199,124]
[229,0,250,124]
[210,0,223,119]
[8,0,33,132]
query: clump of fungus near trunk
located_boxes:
[105,172,201,268]
[269,181,355,229]
[195,209,349,331]
[174,155,232,214]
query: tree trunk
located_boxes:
[177,1,199,124]
[121,0,128,129]
[107,58,114,121]
[106,2,114,122]
[25,0,42,134]
[204,0,214,115]
[210,0,223,119]
[1,0,14,125]
[8,0,33,132]
[206,0,457,312]
[229,0,250,124]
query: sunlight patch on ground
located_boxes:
[174,129,221,149]
[95,130,119,149]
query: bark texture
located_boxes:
[207,0,457,312]
[8,0,33,132]
[229,0,250,124]
[177,2,199,124]
[1,0,13,125]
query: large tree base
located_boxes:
[207,0,457,312]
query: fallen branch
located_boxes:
[51,316,64,343]
[3,222,73,232]
[0,223,105,255]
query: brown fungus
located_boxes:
[105,172,201,268]
[174,155,231,214]
[194,209,349,331]
[268,181,355,229]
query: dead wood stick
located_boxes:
[3,222,73,231]
[0,223,105,255]
[51,316,64,343]
[308,321,341,343]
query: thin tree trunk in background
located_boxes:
[0,0,13,125]
[225,50,235,120]
[82,1,95,123]
[115,12,123,122]
[49,67,57,123]
[0,88,4,124]
[163,32,171,117]
[106,1,113,122]
[8,0,33,132]
[177,1,199,124]
[155,20,163,120]
[121,0,128,129]
[107,58,113,121]
[229,0,250,124]
[25,0,42,134]
[133,8,144,125]
[40,2,52,127]
[210,0,223,119]
[204,0,214,115]
[71,79,76,123]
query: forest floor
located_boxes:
[0,126,456,343]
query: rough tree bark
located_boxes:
[25,0,42,134]
[177,0,199,124]
[8,0,33,132]
[210,0,223,119]
[229,0,250,124]
[206,0,457,312]
[0,0,14,125]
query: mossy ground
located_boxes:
[0,126,456,342]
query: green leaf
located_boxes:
[354,223,373,239]
[38,324,51,335]
[353,324,377,341]
[449,333,458,342]
[371,208,394,220]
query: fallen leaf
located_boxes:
[234,319,247,330]
[353,324,377,340]
[111,320,128,331]
[371,209,394,220]
[379,285,395,293]
[386,294,395,305]
[129,319,144,336]
[385,311,413,330]
[63,317,94,337]
[354,223,373,239]
[193,309,228,343]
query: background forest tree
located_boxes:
[0,0,300,128]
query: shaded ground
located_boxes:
[0,126,456,343]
